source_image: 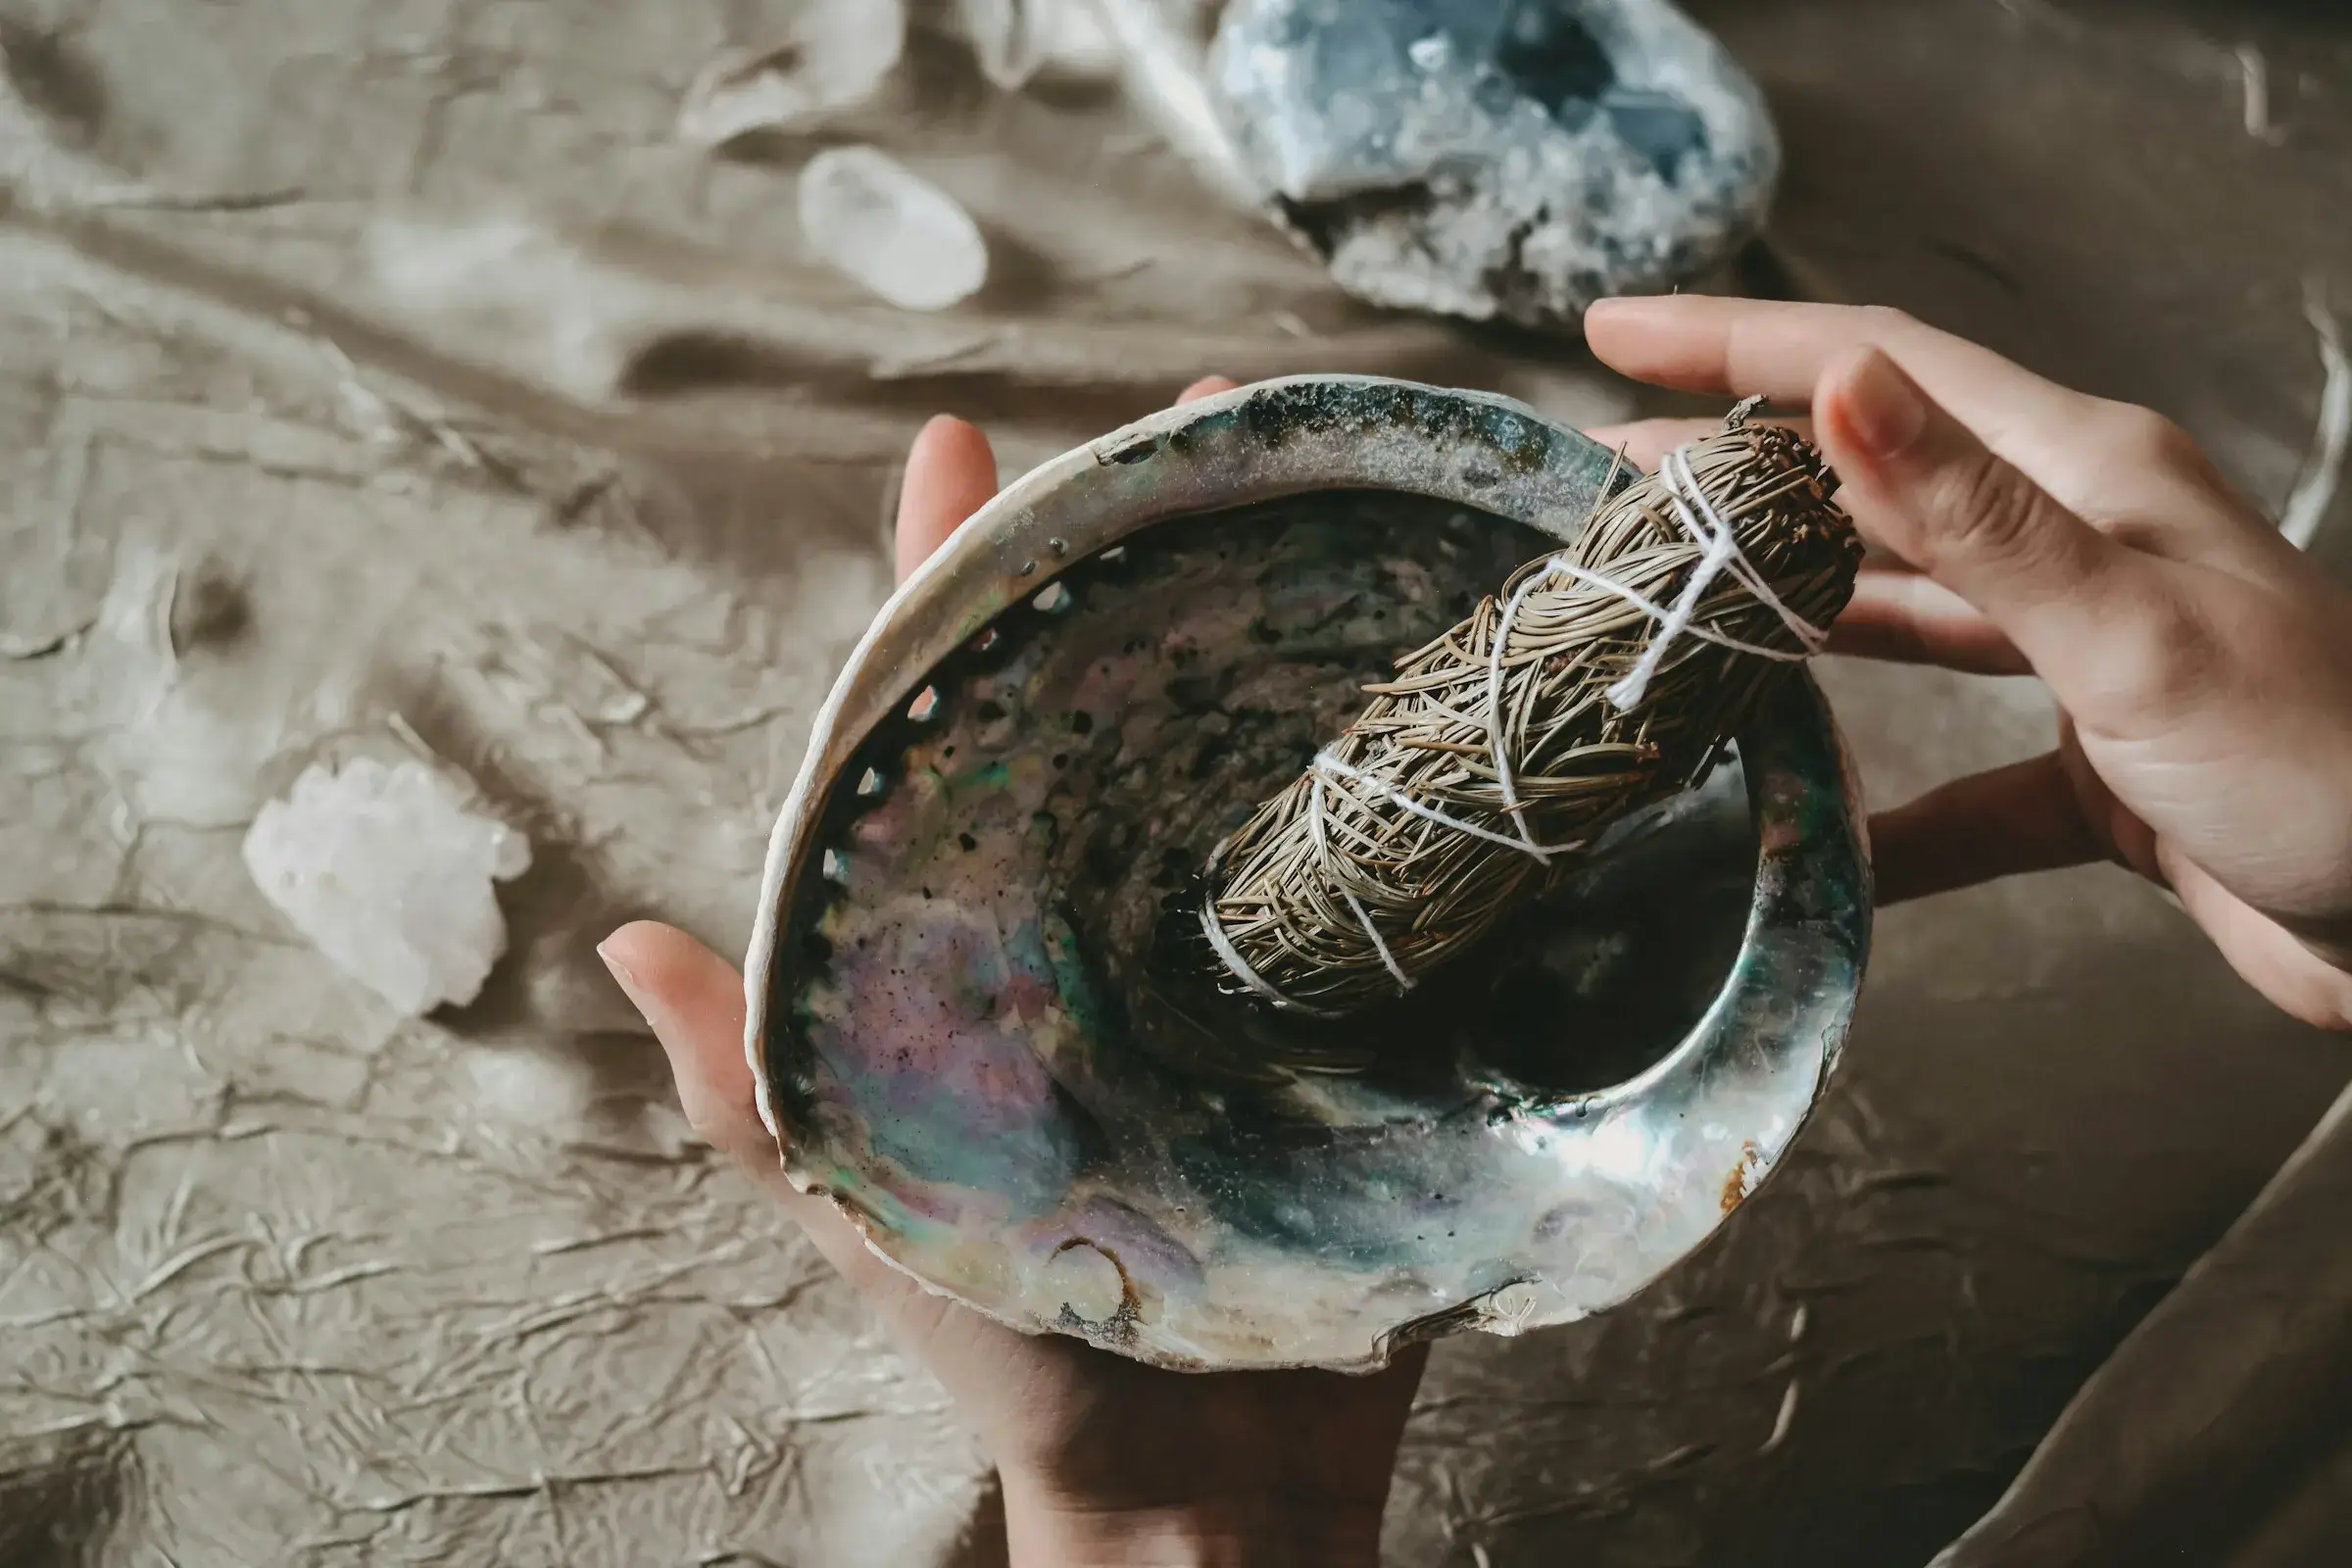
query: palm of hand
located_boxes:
[842,1211,1425,1531]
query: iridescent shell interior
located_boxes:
[749,378,1869,1371]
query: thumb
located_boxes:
[595,920,770,1163]
[596,921,914,1295]
[1815,347,2165,682]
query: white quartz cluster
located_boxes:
[242,758,531,1017]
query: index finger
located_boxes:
[1584,297,2096,457]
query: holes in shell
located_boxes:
[970,626,1002,655]
[856,767,886,798]
[906,685,940,723]
[972,695,1017,748]
[1033,582,1071,614]
[821,848,849,883]
[1046,1238,1136,1333]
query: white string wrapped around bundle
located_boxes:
[1200,406,1863,1020]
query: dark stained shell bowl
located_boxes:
[746,377,1870,1372]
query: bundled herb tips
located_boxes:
[1200,411,1863,1019]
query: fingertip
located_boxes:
[1583,292,1700,352]
[598,921,765,1152]
[1581,295,1645,360]
[1813,343,1874,416]
[1178,375,1241,405]
[1816,346,1929,466]
[1581,419,1684,473]
[905,415,996,490]
[1579,423,1660,472]
[598,920,734,1005]
[1867,754,2101,906]
[897,416,1000,582]
[595,919,675,1004]
[1585,293,1674,322]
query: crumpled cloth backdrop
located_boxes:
[1,2,2345,1564]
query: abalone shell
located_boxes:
[746,378,1868,1371]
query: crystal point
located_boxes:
[799,145,989,311]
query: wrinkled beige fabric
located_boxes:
[2,2,2346,1564]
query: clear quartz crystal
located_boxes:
[798,145,989,311]
[676,0,908,145]
[241,757,531,1017]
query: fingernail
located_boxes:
[1838,351,1929,461]
[1585,293,1665,318]
[597,938,659,1029]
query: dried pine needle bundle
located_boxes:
[1200,409,1863,1019]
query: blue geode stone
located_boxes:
[1208,0,1780,325]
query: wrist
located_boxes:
[1000,1473,1385,1568]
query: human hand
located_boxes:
[1586,296,2352,1033]
[599,378,1425,1568]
